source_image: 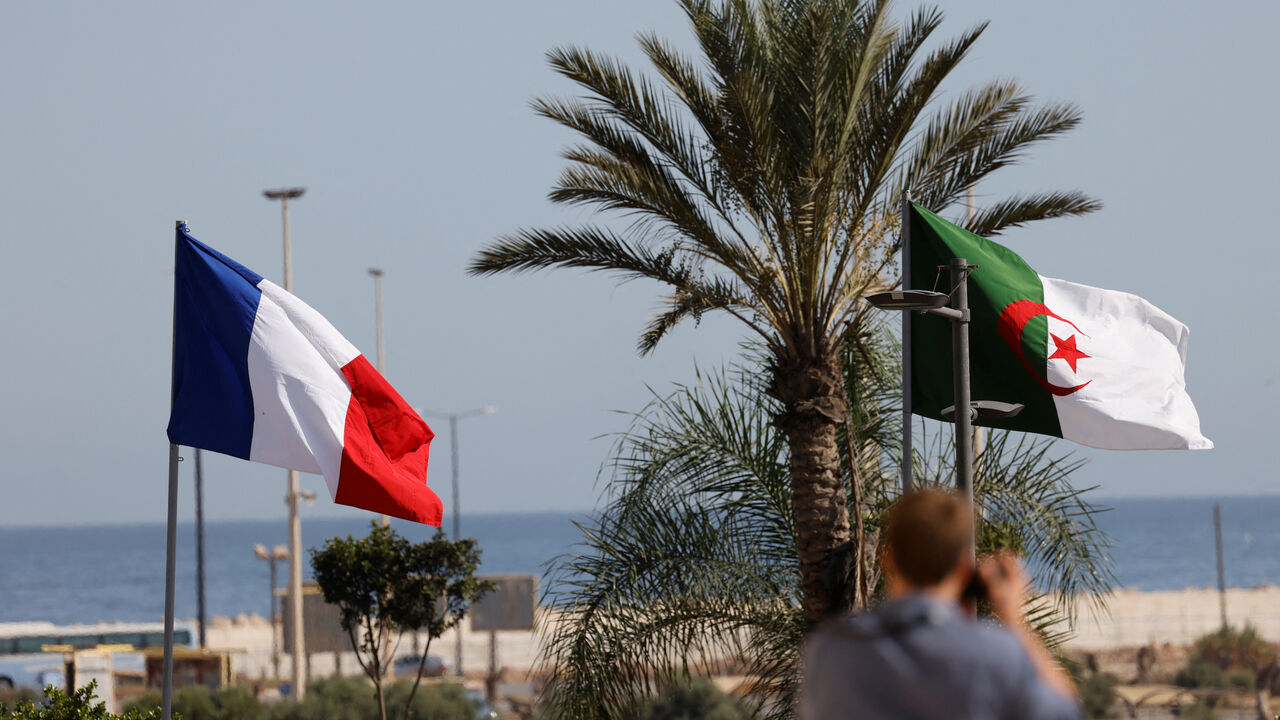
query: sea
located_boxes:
[1,497,1278,626]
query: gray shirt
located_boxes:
[798,594,1081,720]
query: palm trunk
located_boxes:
[774,354,851,626]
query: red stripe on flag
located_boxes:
[334,355,442,526]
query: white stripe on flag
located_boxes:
[1041,276,1212,451]
[246,280,358,497]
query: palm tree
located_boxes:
[538,317,1114,719]
[470,0,1100,624]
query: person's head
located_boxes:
[881,489,974,598]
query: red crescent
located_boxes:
[996,300,1090,397]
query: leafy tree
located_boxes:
[538,317,1114,719]
[309,523,491,720]
[470,0,1099,625]
[5,682,162,720]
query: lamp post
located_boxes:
[418,405,496,676]
[369,268,389,527]
[263,186,307,699]
[254,544,291,680]
[867,261,1022,550]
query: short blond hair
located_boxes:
[883,489,972,586]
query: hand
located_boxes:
[978,551,1029,627]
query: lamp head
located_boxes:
[866,290,950,311]
[263,187,306,200]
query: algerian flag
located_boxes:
[907,202,1211,450]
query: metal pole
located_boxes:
[270,558,280,679]
[1214,503,1227,630]
[195,449,207,649]
[966,188,986,477]
[266,187,308,700]
[162,444,179,720]
[162,219,184,720]
[371,268,389,527]
[451,414,463,676]
[900,198,914,494]
[371,269,386,377]
[949,258,975,525]
[281,196,293,293]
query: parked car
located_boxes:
[392,654,446,678]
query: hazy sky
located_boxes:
[1,1,1275,527]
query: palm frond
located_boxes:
[966,191,1102,237]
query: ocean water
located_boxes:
[0,498,1277,625]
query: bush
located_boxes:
[1071,670,1119,719]
[1180,697,1220,720]
[1177,625,1277,690]
[117,677,479,720]
[383,680,474,720]
[638,678,746,720]
[270,677,378,720]
[5,682,162,719]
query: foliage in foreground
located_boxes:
[539,317,1115,719]
[4,682,161,720]
[125,678,476,720]
[309,523,492,720]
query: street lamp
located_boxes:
[369,268,389,527]
[263,185,308,700]
[417,405,497,677]
[866,257,1022,534]
[253,543,290,680]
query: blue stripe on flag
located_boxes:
[166,224,265,458]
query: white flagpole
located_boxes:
[901,198,914,494]
[162,220,185,720]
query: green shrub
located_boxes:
[1177,625,1277,690]
[1177,656,1225,689]
[383,680,474,720]
[273,677,379,720]
[5,682,162,719]
[1181,697,1220,720]
[1072,671,1119,719]
[639,677,746,720]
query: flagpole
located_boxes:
[900,198,914,493]
[162,443,179,720]
[162,220,185,720]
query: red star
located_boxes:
[1049,333,1090,373]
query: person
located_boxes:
[798,488,1081,720]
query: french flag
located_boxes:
[166,223,442,526]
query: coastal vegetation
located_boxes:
[309,524,492,720]
[125,677,478,720]
[469,0,1114,714]
[3,683,160,720]
[537,316,1114,718]
[469,0,1099,630]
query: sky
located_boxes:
[0,1,1276,527]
